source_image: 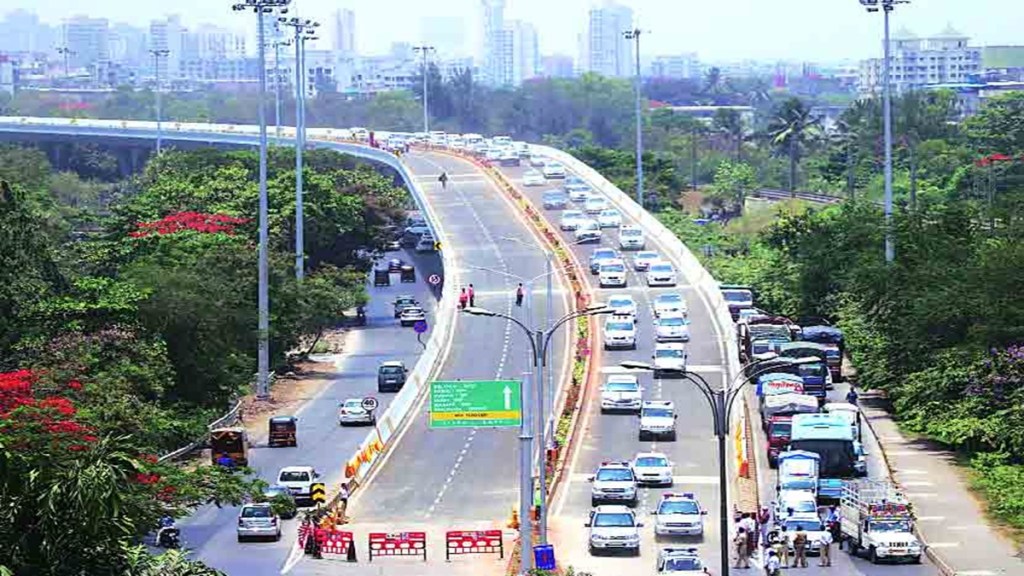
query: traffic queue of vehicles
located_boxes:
[732,287,923,564]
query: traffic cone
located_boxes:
[508,507,520,530]
[347,539,358,562]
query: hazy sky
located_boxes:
[7,0,1022,62]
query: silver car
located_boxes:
[236,503,281,542]
[339,398,376,426]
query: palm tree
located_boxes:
[712,108,747,162]
[765,97,822,195]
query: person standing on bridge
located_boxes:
[458,287,468,310]
[439,171,449,189]
[468,284,476,307]
[515,283,524,307]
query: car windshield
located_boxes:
[639,252,658,260]
[723,290,753,303]
[607,322,633,331]
[622,229,642,237]
[241,506,273,518]
[593,513,635,528]
[602,264,626,273]
[660,317,685,327]
[609,298,632,308]
[380,366,403,374]
[665,557,703,571]
[798,363,827,377]
[658,294,683,304]
[635,456,668,467]
[651,264,673,272]
[605,382,638,392]
[642,408,673,418]
[594,250,615,259]
[279,471,309,482]
[344,400,363,409]
[769,422,792,436]
[564,211,582,219]
[872,520,912,532]
[660,500,700,514]
[544,191,565,199]
[785,519,823,532]
[782,498,817,514]
[595,468,634,482]
[656,349,685,359]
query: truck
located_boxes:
[737,315,799,362]
[789,414,862,501]
[776,450,820,498]
[840,480,923,564]
[800,325,844,382]
[779,342,835,391]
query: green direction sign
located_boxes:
[430,380,522,429]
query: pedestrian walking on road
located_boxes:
[758,506,772,546]
[846,386,859,405]
[468,284,476,307]
[515,283,524,307]
[818,529,834,567]
[458,287,468,310]
[438,171,449,190]
[792,527,809,568]
[734,527,751,568]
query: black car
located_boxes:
[387,258,405,272]
[378,361,408,392]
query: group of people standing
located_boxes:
[733,506,838,574]
[456,283,527,309]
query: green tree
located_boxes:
[765,97,822,194]
[712,108,747,161]
[710,161,757,214]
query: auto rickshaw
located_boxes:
[400,264,416,283]
[268,415,298,448]
[210,427,248,467]
[373,268,390,287]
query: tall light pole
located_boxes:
[273,19,285,144]
[149,49,170,154]
[620,356,817,576]
[413,45,435,134]
[233,0,291,399]
[464,304,613,572]
[56,46,75,82]
[280,16,319,281]
[861,0,908,263]
[623,29,646,208]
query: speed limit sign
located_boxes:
[361,396,379,411]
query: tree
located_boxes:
[710,161,757,214]
[712,108,747,161]
[765,97,822,194]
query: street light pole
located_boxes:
[623,29,646,208]
[413,45,435,134]
[233,0,291,399]
[149,49,170,155]
[464,304,613,570]
[56,46,75,83]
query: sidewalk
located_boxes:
[860,390,1024,576]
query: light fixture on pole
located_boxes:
[232,0,292,399]
[623,28,647,208]
[619,355,820,576]
[148,48,170,155]
[56,46,75,82]
[412,45,435,134]
[463,304,613,569]
[279,15,320,280]
[860,0,908,263]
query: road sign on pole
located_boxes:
[430,380,522,429]
[361,397,379,411]
[413,320,428,334]
[428,274,442,286]
[310,482,326,504]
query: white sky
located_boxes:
[7,0,1022,62]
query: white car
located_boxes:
[780,514,829,554]
[601,374,642,413]
[607,294,638,317]
[566,184,591,203]
[647,262,678,287]
[603,314,637,350]
[775,490,818,520]
[598,209,623,228]
[522,169,545,187]
[619,226,646,250]
[584,195,608,214]
[657,547,708,573]
[633,250,660,271]
[529,155,546,167]
[589,462,638,507]
[339,398,375,426]
[654,293,688,317]
[632,451,674,486]
[574,219,602,243]
[655,313,690,342]
[653,343,688,377]
[639,400,677,441]
[415,235,436,252]
[560,210,585,231]
[399,306,427,327]
[542,163,567,179]
[236,502,281,542]
[652,492,706,537]
[598,259,628,288]
[587,505,642,556]
[276,466,321,503]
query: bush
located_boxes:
[970,452,1024,532]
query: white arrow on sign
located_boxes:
[503,385,512,410]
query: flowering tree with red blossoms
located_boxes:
[128,212,249,238]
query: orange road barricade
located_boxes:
[316,528,356,561]
[445,530,504,561]
[368,532,427,562]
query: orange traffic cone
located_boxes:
[507,507,520,530]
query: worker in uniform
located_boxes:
[792,526,809,568]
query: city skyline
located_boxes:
[2,0,1021,63]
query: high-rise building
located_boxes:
[420,16,466,58]
[61,16,110,71]
[480,0,507,86]
[858,26,982,95]
[508,20,538,85]
[108,23,147,68]
[0,55,14,94]
[581,0,633,78]
[1,10,54,54]
[649,54,699,79]
[333,8,356,55]
[541,54,575,78]
[149,15,185,77]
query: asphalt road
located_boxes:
[499,163,729,575]
[286,151,570,575]
[180,250,440,576]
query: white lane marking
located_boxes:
[915,516,945,522]
[924,542,961,549]
[957,571,998,575]
[904,492,939,498]
[900,481,935,487]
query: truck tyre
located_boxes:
[847,539,859,556]
[912,555,922,564]
[869,546,879,564]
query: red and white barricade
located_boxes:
[368,531,427,562]
[445,530,504,561]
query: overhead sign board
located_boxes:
[429,380,522,429]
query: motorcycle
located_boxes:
[156,519,181,549]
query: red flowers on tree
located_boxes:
[129,211,250,238]
[0,369,97,451]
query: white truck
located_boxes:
[840,480,923,564]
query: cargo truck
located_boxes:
[840,480,923,564]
